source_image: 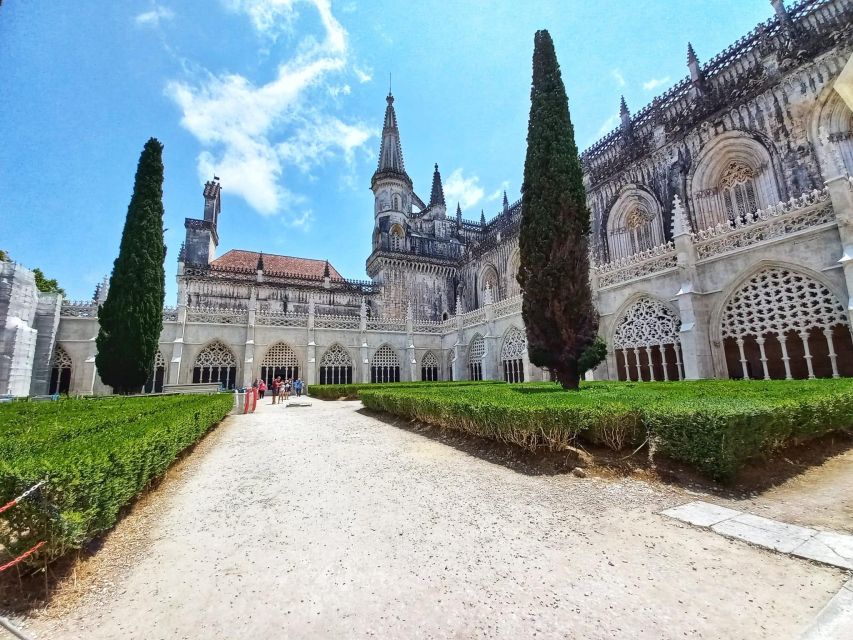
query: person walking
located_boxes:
[278,377,286,403]
[294,378,303,398]
[271,376,280,404]
[284,378,291,402]
[258,378,266,400]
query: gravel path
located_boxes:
[20,399,846,639]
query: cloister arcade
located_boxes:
[371,344,401,383]
[260,342,300,385]
[612,296,684,382]
[192,341,238,389]
[319,343,353,385]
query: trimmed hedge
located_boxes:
[357,380,853,481]
[0,393,233,566]
[310,380,504,401]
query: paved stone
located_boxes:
[712,513,817,553]
[661,501,742,527]
[794,532,853,570]
[797,579,853,640]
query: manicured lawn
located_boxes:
[340,379,853,481]
[0,393,234,566]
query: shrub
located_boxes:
[355,379,853,481]
[0,393,233,566]
[310,380,503,401]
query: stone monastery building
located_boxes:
[2,0,853,396]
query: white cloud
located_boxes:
[487,181,510,202]
[353,65,372,83]
[135,5,174,26]
[643,76,671,91]
[611,68,626,88]
[167,0,374,215]
[588,113,620,146]
[289,209,314,230]
[444,169,485,210]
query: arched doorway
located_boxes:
[192,341,237,389]
[612,296,683,381]
[501,327,527,383]
[319,344,353,385]
[260,342,300,385]
[49,345,73,395]
[371,345,400,383]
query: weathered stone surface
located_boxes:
[793,532,853,571]
[712,513,817,554]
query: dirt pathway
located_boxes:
[16,399,848,639]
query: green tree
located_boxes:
[96,138,166,394]
[32,267,66,296]
[518,30,599,390]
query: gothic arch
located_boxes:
[192,340,237,389]
[688,131,785,230]
[807,85,853,179]
[468,333,485,381]
[49,344,73,395]
[421,350,439,381]
[500,326,527,383]
[610,294,683,382]
[260,342,300,385]
[478,264,499,305]
[710,261,853,380]
[605,186,666,260]
[389,223,405,252]
[144,349,166,394]
[506,247,521,297]
[371,344,400,383]
[319,343,353,385]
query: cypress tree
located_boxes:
[518,30,598,390]
[96,138,166,394]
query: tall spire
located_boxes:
[502,190,509,213]
[619,96,631,129]
[372,92,412,188]
[687,42,703,86]
[429,163,446,208]
[456,202,462,225]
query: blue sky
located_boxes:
[0,1,772,301]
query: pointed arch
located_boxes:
[506,247,521,297]
[192,340,237,389]
[478,264,499,306]
[500,326,527,383]
[605,186,666,260]
[421,350,440,382]
[144,349,166,394]
[468,333,485,381]
[371,344,400,383]
[260,342,300,385]
[807,84,853,179]
[49,344,73,395]
[712,263,852,380]
[611,295,682,382]
[319,343,354,385]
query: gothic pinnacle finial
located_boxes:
[502,190,509,212]
[619,95,629,117]
[323,259,330,279]
[456,202,462,218]
[480,210,486,227]
[256,252,264,271]
[687,42,703,86]
[429,163,445,208]
[687,42,697,65]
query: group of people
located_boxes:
[255,376,306,404]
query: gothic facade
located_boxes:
[4,0,853,396]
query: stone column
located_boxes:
[168,262,187,385]
[671,196,715,379]
[482,285,498,380]
[406,303,416,382]
[452,295,466,380]
[822,151,853,332]
[358,298,368,384]
[242,287,257,388]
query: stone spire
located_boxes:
[372,92,412,188]
[429,163,446,209]
[770,0,794,30]
[619,96,632,136]
[670,195,691,237]
[323,260,330,279]
[502,190,509,213]
[256,252,264,271]
[687,43,704,87]
[480,210,486,228]
[456,202,462,226]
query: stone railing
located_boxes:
[460,308,487,327]
[255,311,308,327]
[366,318,407,332]
[595,241,678,289]
[60,301,98,317]
[694,188,833,261]
[412,320,446,334]
[186,306,249,325]
[314,314,360,330]
[163,306,178,322]
[492,295,522,319]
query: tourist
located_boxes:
[271,376,280,404]
[258,378,266,400]
[284,378,291,401]
[278,377,286,403]
[294,378,303,398]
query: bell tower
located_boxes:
[371,92,413,250]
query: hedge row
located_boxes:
[310,380,504,401]
[0,393,234,566]
[357,380,853,480]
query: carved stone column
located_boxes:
[671,196,715,379]
[168,261,187,385]
[242,286,257,388]
[823,164,853,332]
[482,286,498,380]
[452,295,466,381]
[406,303,416,382]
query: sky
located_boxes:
[0,1,774,302]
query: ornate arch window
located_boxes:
[261,342,300,385]
[605,189,665,261]
[720,267,852,380]
[371,345,400,383]
[319,343,353,385]
[421,351,439,382]
[49,345,73,395]
[480,265,499,306]
[501,327,527,383]
[612,297,682,382]
[392,194,402,211]
[389,224,405,252]
[506,249,521,297]
[144,350,166,394]
[192,341,237,389]
[719,161,758,223]
[468,334,485,381]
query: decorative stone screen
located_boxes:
[468,334,485,381]
[421,351,439,382]
[261,342,300,385]
[49,345,73,395]
[144,350,166,394]
[371,345,400,383]
[721,267,853,379]
[612,297,683,382]
[192,341,237,389]
[501,327,526,383]
[319,344,353,385]
[719,161,758,223]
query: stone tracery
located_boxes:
[319,343,353,385]
[612,297,682,382]
[501,327,526,383]
[371,345,400,383]
[192,341,237,389]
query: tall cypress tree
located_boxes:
[96,138,166,394]
[518,30,598,390]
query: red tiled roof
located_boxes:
[210,250,343,279]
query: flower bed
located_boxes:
[0,393,234,567]
[356,380,853,481]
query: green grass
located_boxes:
[0,393,234,566]
[352,379,853,481]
